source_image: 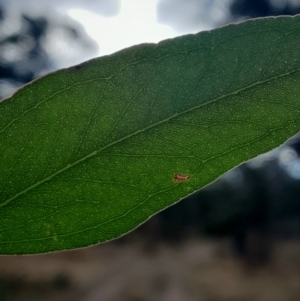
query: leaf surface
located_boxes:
[1,16,300,254]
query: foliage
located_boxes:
[1,15,300,254]
[0,1,97,100]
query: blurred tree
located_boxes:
[0,1,97,100]
[229,0,300,20]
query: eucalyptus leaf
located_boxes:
[1,15,300,254]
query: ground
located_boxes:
[0,237,299,301]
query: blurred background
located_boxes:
[1,0,300,300]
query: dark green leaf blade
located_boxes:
[1,15,300,254]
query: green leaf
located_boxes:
[1,15,300,254]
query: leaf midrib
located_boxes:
[1,68,299,208]
[0,120,294,247]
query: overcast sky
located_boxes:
[69,0,231,57]
[3,0,232,59]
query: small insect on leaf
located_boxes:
[173,174,190,183]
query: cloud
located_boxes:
[156,0,232,34]
[2,0,121,17]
